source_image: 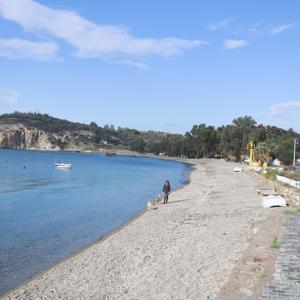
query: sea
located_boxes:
[0,149,190,295]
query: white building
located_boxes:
[272,158,282,166]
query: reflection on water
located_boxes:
[0,149,190,294]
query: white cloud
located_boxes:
[244,23,294,36]
[269,101,300,116]
[0,0,206,59]
[271,23,295,35]
[224,39,248,49]
[0,88,21,107]
[115,59,150,71]
[209,20,296,36]
[207,20,231,31]
[0,38,58,60]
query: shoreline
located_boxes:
[1,206,150,298]
[0,156,195,298]
[0,160,270,299]
[0,147,198,168]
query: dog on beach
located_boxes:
[155,197,163,205]
[147,201,157,210]
[147,193,165,210]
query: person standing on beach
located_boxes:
[162,180,171,204]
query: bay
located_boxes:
[0,149,190,294]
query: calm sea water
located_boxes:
[0,149,190,294]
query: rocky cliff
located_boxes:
[0,125,60,150]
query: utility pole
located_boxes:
[293,138,297,167]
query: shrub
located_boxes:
[271,237,281,249]
[263,168,278,180]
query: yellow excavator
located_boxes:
[247,141,268,168]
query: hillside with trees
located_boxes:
[0,112,299,164]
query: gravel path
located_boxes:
[2,159,266,300]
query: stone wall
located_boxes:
[274,183,300,207]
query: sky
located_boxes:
[0,0,300,133]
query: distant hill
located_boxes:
[0,112,299,164]
[0,112,168,152]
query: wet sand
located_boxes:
[2,159,267,300]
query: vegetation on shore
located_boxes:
[0,112,299,163]
[283,208,300,215]
[271,237,281,249]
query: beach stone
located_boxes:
[1,159,267,300]
[240,287,253,296]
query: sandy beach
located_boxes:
[2,159,269,300]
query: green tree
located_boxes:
[89,121,98,130]
[130,138,146,153]
[218,125,243,160]
[182,132,196,158]
[276,139,297,165]
[255,142,271,161]
[161,134,183,157]
[190,124,218,158]
[232,116,257,154]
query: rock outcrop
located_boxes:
[0,126,60,150]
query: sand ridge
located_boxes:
[2,159,267,300]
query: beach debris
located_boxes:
[233,167,242,172]
[256,184,278,196]
[256,188,277,196]
[262,194,287,208]
[254,256,266,263]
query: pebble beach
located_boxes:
[2,159,267,300]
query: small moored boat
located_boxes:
[54,163,72,169]
[105,151,116,157]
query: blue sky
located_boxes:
[0,0,299,133]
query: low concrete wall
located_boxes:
[277,175,300,189]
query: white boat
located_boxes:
[54,163,72,169]
[262,195,286,208]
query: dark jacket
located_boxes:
[163,183,171,193]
